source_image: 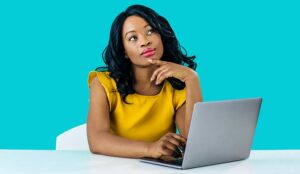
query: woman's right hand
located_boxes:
[146,132,186,158]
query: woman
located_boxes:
[87,4,203,159]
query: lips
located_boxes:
[141,48,156,58]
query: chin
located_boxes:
[149,57,161,60]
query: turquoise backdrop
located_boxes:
[0,0,299,150]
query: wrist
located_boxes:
[143,142,152,158]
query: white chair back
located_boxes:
[56,124,89,150]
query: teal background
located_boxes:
[0,0,299,150]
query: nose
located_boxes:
[140,36,151,47]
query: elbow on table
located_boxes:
[87,134,107,155]
[88,141,107,155]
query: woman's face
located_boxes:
[122,15,164,66]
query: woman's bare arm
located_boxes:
[182,74,203,138]
[87,77,150,158]
[147,59,203,139]
[175,74,203,138]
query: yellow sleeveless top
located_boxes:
[88,71,186,142]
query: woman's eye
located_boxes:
[128,29,154,42]
[128,36,137,42]
[147,29,153,35]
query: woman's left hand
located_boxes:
[148,59,198,85]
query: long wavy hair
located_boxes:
[96,4,197,104]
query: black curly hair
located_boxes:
[96,4,197,104]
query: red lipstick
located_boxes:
[141,48,156,58]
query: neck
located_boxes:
[131,65,157,88]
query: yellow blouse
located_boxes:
[88,71,186,142]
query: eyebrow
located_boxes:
[124,24,150,38]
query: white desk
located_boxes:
[0,150,299,173]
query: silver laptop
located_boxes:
[140,97,262,169]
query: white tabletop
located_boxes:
[0,150,299,174]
